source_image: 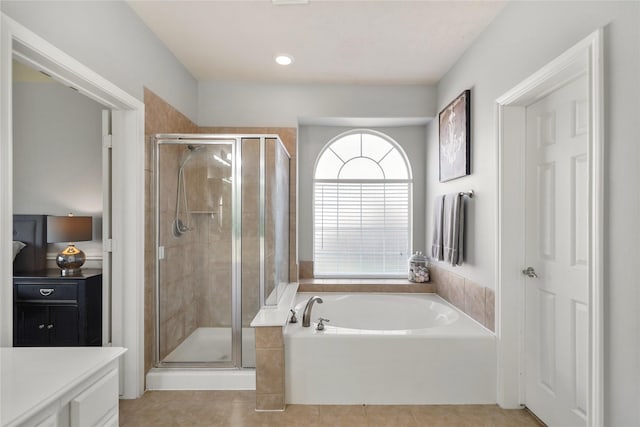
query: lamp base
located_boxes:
[56,244,86,276]
[60,268,82,277]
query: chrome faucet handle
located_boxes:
[316,317,330,331]
[289,309,298,323]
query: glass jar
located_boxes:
[408,251,429,283]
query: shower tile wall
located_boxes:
[144,95,298,372]
[186,153,233,329]
[157,144,201,359]
[144,88,198,376]
[157,142,238,361]
[241,139,261,328]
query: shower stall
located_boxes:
[152,134,290,374]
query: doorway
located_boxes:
[496,30,603,426]
[1,14,145,398]
[11,59,110,342]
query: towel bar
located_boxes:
[459,190,474,198]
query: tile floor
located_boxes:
[119,390,545,426]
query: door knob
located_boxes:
[522,267,538,278]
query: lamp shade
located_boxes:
[47,215,92,243]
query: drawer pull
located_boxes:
[39,288,55,296]
[47,324,54,329]
[38,324,45,329]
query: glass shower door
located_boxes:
[155,140,237,367]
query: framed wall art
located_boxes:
[439,89,471,182]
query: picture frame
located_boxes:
[439,89,471,182]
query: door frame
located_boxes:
[1,14,145,398]
[495,29,604,426]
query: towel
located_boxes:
[431,195,445,261]
[442,193,465,266]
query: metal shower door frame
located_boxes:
[260,136,291,308]
[153,134,241,369]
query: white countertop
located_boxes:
[1,346,126,426]
[250,282,299,327]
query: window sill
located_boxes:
[298,278,435,293]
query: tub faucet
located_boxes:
[302,296,323,327]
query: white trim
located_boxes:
[0,14,145,399]
[495,105,527,408]
[588,29,605,427]
[313,128,414,180]
[0,15,15,347]
[101,109,112,347]
[495,29,604,426]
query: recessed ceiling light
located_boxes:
[275,55,293,66]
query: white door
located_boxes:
[524,73,589,426]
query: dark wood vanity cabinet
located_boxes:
[13,270,102,346]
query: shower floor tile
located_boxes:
[120,390,545,426]
[164,327,255,366]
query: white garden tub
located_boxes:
[284,293,496,405]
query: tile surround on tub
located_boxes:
[254,328,285,410]
[447,273,466,309]
[251,283,298,411]
[299,260,313,279]
[251,269,493,411]
[296,261,435,293]
[484,287,496,331]
[428,264,495,332]
[255,326,284,349]
[294,262,496,332]
[465,279,487,326]
[298,280,435,293]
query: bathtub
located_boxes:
[284,293,496,405]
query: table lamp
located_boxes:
[47,214,92,276]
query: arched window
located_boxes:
[313,130,412,277]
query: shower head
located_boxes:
[179,144,205,168]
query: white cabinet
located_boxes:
[1,347,126,427]
[34,413,58,427]
[70,369,118,427]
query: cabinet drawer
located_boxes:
[70,369,118,427]
[15,284,78,301]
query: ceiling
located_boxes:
[127,0,507,85]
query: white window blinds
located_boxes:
[313,131,412,277]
